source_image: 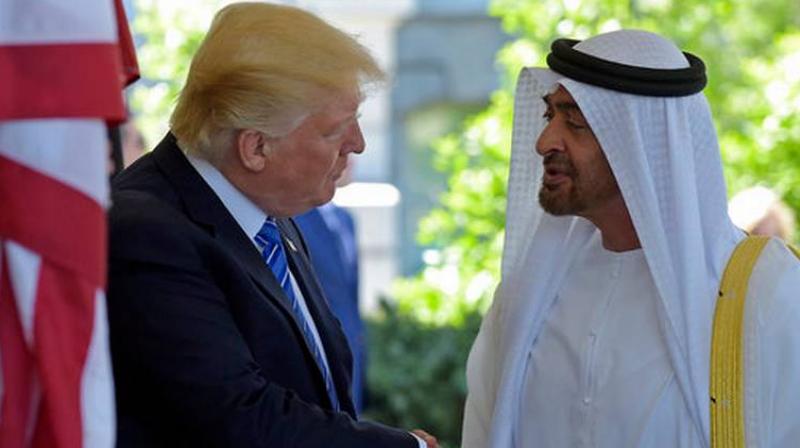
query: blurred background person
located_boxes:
[729,185,796,240]
[121,120,147,167]
[296,155,367,413]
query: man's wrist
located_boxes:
[410,432,427,448]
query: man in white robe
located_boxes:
[461,29,800,447]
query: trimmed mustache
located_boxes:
[543,153,576,176]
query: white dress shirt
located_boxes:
[515,234,703,447]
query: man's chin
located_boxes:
[315,186,336,207]
[540,203,571,216]
[538,189,574,216]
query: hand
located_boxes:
[412,429,438,448]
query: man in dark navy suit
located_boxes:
[107,3,436,447]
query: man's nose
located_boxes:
[344,121,365,155]
[535,121,565,156]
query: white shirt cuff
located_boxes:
[410,432,427,448]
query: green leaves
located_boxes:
[364,301,483,448]
[130,0,218,148]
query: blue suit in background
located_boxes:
[296,203,366,413]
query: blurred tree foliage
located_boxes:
[129,0,220,147]
[130,1,800,447]
[364,302,483,446]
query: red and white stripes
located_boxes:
[0,121,114,448]
[0,0,128,121]
[0,1,137,447]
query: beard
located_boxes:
[538,152,620,217]
[539,181,585,216]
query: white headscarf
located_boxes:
[464,29,743,447]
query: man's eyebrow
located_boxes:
[325,112,359,135]
[555,102,580,113]
[541,94,581,113]
[338,112,360,127]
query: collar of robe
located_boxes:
[546,38,707,97]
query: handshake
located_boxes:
[412,429,439,448]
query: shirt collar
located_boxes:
[187,154,267,245]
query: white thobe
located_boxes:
[515,234,702,447]
[463,236,800,448]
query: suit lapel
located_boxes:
[150,135,353,413]
[278,218,356,415]
[150,136,303,337]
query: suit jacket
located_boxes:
[295,205,366,412]
[107,134,416,447]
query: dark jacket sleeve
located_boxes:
[107,195,417,448]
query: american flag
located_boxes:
[0,0,138,446]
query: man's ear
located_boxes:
[236,129,269,172]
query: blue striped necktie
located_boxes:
[254,218,340,411]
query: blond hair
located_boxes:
[170,2,385,162]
